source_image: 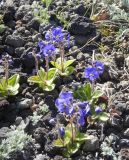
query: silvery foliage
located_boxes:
[30,104,49,125]
[101,135,121,160]
[94,0,129,21]
[0,121,32,159]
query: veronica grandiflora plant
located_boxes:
[45,27,75,76]
[0,55,20,97]
[28,45,57,91]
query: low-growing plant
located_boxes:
[101,135,120,160]
[0,55,20,97]
[30,104,49,125]
[41,0,53,8]
[45,27,75,76]
[53,92,91,157]
[32,1,50,24]
[51,58,75,76]
[28,27,75,91]
[53,60,109,157]
[28,67,57,91]
[0,121,32,159]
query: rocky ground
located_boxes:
[0,0,129,159]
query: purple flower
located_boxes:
[52,27,64,42]
[38,41,45,50]
[59,92,73,100]
[43,44,55,57]
[94,61,104,75]
[78,102,89,109]
[8,59,13,65]
[69,107,75,116]
[95,106,102,113]
[36,53,41,59]
[45,27,71,47]
[77,104,91,126]
[55,92,73,115]
[49,118,56,126]
[45,27,64,42]
[78,113,85,126]
[38,41,56,57]
[59,127,65,138]
[84,67,99,82]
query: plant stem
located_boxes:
[92,81,95,92]
[71,122,74,145]
[4,58,9,84]
[45,56,49,80]
[60,45,64,73]
[32,50,39,74]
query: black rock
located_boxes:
[120,139,129,148]
[6,35,25,48]
[5,45,15,56]
[27,18,40,31]
[15,5,31,20]
[74,4,86,16]
[15,47,25,58]
[124,115,129,127]
[33,127,47,146]
[68,16,94,35]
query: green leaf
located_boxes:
[40,81,55,91]
[75,132,90,142]
[64,59,75,69]
[98,112,109,121]
[0,24,6,34]
[28,76,41,83]
[38,67,46,81]
[8,74,19,86]
[68,142,81,154]
[63,66,74,76]
[53,139,64,147]
[50,61,61,70]
[100,103,106,110]
[92,90,103,99]
[64,129,72,139]
[7,84,19,95]
[84,83,92,100]
[0,78,7,90]
[47,68,57,80]
[73,83,92,101]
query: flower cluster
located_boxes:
[55,91,102,128]
[0,54,13,66]
[84,61,104,82]
[38,27,70,58]
[45,26,70,47]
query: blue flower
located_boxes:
[45,27,64,42]
[55,92,73,115]
[38,41,56,57]
[77,104,91,126]
[59,92,73,100]
[49,118,56,126]
[94,61,104,75]
[43,44,55,57]
[69,107,75,116]
[95,106,102,113]
[84,67,99,82]
[59,127,65,138]
[78,113,85,126]
[78,102,89,110]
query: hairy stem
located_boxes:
[4,58,9,84]
[60,45,64,73]
[71,122,74,145]
[32,50,39,74]
[45,56,49,80]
